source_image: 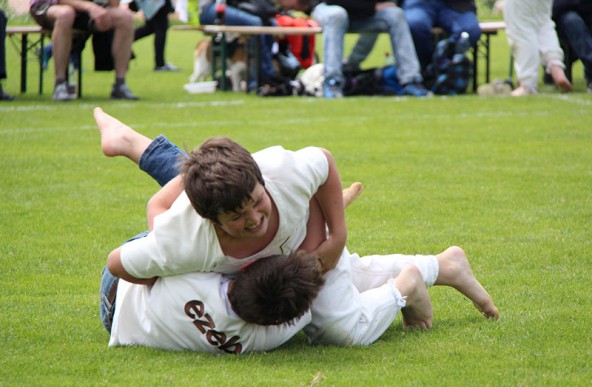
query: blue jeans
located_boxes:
[200,4,277,81]
[99,231,149,332]
[99,135,185,332]
[403,0,480,69]
[555,10,592,84]
[312,4,422,89]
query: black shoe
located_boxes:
[0,89,14,101]
[110,83,139,100]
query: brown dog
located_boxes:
[188,38,247,92]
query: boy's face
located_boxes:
[216,183,272,239]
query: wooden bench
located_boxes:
[174,24,322,91]
[6,25,86,97]
[176,21,505,94]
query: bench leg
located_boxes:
[77,50,82,98]
[39,34,44,95]
[211,33,230,91]
[472,33,495,92]
[472,44,478,93]
[485,35,492,85]
[20,34,27,93]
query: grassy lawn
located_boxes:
[1,10,591,386]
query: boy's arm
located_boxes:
[146,175,184,230]
[107,176,183,286]
[309,148,347,273]
[107,247,157,285]
[298,197,326,255]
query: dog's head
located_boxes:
[298,64,324,97]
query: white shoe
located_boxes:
[154,63,179,72]
[52,82,76,101]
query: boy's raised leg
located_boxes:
[94,107,151,164]
[435,246,500,320]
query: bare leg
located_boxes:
[343,182,363,209]
[435,246,500,320]
[94,107,151,163]
[108,7,135,79]
[396,264,433,329]
[550,64,572,93]
[46,5,75,82]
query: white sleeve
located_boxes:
[120,193,223,278]
[248,310,312,352]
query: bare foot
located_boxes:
[550,65,573,93]
[93,107,151,163]
[343,182,363,209]
[435,246,500,320]
[511,85,537,97]
[396,264,434,329]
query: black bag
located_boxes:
[424,33,473,95]
[342,66,398,96]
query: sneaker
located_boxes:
[402,81,432,97]
[52,82,76,101]
[323,79,343,99]
[154,63,179,72]
[0,88,14,101]
[110,83,139,100]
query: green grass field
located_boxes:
[1,11,591,386]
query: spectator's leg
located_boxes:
[379,6,422,84]
[0,10,7,80]
[312,3,349,96]
[134,15,156,42]
[504,0,540,93]
[348,7,426,96]
[151,6,170,68]
[347,33,378,69]
[0,10,13,100]
[538,9,572,93]
[108,7,135,80]
[556,11,592,86]
[436,2,481,45]
[46,5,75,84]
[402,0,436,69]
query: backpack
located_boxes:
[342,65,401,96]
[424,33,473,95]
[275,14,318,69]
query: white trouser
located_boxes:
[304,248,439,346]
[505,0,565,89]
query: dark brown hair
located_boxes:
[180,137,264,221]
[228,250,325,326]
